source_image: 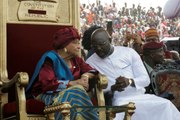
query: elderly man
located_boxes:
[85,26,180,120]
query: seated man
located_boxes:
[143,41,166,75]
[84,26,180,120]
[142,41,166,94]
[143,41,180,109]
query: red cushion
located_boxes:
[3,99,45,118]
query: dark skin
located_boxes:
[91,29,135,92]
[111,76,135,92]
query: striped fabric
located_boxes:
[36,85,99,120]
[145,28,159,39]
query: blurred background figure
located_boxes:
[163,0,180,19]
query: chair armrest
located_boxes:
[44,102,71,120]
[95,73,108,106]
[0,72,29,120]
[95,73,108,120]
[96,73,108,90]
[0,72,29,93]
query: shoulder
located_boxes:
[86,53,99,63]
[38,50,60,65]
[114,46,137,54]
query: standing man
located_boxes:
[85,27,180,120]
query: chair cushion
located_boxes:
[3,99,45,118]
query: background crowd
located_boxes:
[80,1,179,46]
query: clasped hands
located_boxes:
[79,75,89,91]
[111,76,131,92]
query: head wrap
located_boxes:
[53,27,80,49]
[144,28,159,39]
[143,41,164,50]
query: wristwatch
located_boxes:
[128,79,133,85]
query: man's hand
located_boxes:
[111,76,131,92]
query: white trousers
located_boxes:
[113,94,180,120]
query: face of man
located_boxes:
[145,36,159,43]
[91,30,112,58]
[151,48,165,64]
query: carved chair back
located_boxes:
[150,62,180,110]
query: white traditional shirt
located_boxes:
[86,46,150,96]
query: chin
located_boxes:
[98,54,106,59]
[72,53,79,57]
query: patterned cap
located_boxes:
[144,28,159,39]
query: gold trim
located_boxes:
[0,0,8,81]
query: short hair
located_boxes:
[91,28,111,41]
[82,25,102,51]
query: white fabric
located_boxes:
[163,0,180,19]
[86,46,180,120]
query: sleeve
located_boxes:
[130,49,150,89]
[163,0,180,19]
[39,59,70,93]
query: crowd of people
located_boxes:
[80,1,179,46]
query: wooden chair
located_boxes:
[150,62,180,110]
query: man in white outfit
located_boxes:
[84,26,180,120]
